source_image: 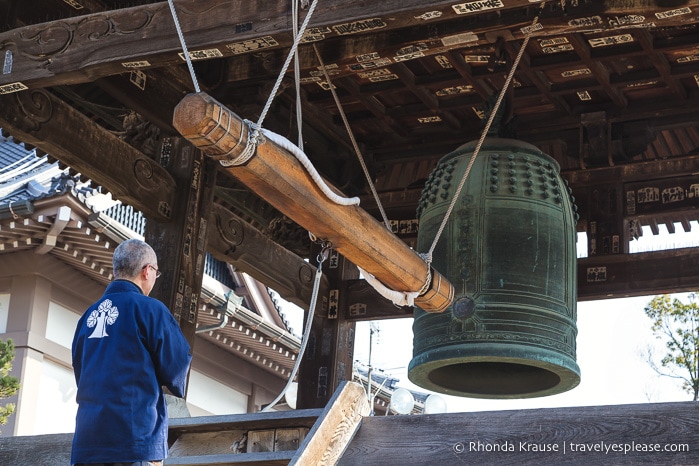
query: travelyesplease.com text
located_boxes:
[453,440,689,455]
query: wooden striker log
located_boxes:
[173,92,453,313]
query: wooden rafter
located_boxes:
[0,89,176,222]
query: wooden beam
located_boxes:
[3,1,699,91]
[578,247,699,301]
[3,400,699,465]
[206,203,415,321]
[173,92,454,313]
[565,153,699,187]
[0,89,175,222]
[341,401,699,465]
[343,246,699,321]
[350,246,699,315]
[362,154,699,213]
[206,203,322,311]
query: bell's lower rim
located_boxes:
[408,343,581,399]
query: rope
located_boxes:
[262,128,360,206]
[312,44,392,230]
[358,266,421,307]
[262,241,330,412]
[218,120,360,206]
[293,0,305,151]
[423,5,545,264]
[216,1,360,207]
[167,0,201,93]
[254,0,320,133]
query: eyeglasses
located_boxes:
[143,264,161,278]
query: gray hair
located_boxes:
[113,238,157,279]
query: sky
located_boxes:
[352,295,691,413]
[283,222,698,413]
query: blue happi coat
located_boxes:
[71,279,192,464]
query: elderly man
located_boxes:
[71,238,192,466]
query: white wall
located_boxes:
[0,293,9,333]
[187,370,249,416]
[32,359,77,434]
[45,301,80,349]
[23,362,252,435]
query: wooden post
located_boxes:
[146,137,217,350]
[291,381,370,466]
[172,92,453,313]
[297,248,357,409]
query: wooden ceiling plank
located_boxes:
[5,1,699,91]
[504,39,573,116]
[336,76,410,138]
[391,62,438,110]
[655,130,675,160]
[567,33,628,109]
[664,127,685,157]
[675,127,696,154]
[0,89,176,222]
[636,28,687,101]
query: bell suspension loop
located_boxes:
[423,4,545,262]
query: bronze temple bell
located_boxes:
[408,138,581,398]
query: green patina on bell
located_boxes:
[408,138,580,399]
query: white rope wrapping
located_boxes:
[358,266,421,307]
[218,119,359,206]
[263,128,361,206]
[218,119,260,167]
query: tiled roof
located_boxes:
[0,131,294,341]
[0,135,65,203]
[1,131,109,208]
[0,135,300,378]
[0,133,33,170]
